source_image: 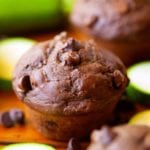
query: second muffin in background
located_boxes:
[71,0,150,65]
[87,125,150,150]
[12,32,128,141]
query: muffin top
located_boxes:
[88,125,150,150]
[13,32,128,115]
[71,0,150,41]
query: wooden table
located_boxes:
[0,92,69,149]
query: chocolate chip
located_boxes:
[0,109,25,128]
[64,38,83,51]
[100,126,117,145]
[0,112,14,128]
[18,75,32,93]
[67,138,81,150]
[30,70,45,88]
[60,51,81,66]
[41,70,49,82]
[113,70,125,89]
[9,109,25,124]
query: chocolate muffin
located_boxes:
[71,0,150,65]
[87,125,150,150]
[12,32,128,141]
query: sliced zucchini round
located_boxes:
[2,143,55,150]
[126,61,150,105]
[0,38,36,90]
[129,110,150,126]
[62,0,76,14]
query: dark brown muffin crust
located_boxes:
[13,32,128,115]
[71,0,150,41]
[88,125,150,150]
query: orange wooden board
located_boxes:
[0,92,67,149]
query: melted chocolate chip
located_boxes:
[67,138,81,150]
[30,70,46,88]
[9,109,25,124]
[60,51,81,66]
[64,38,83,51]
[100,126,117,145]
[18,75,32,93]
[0,109,25,128]
[0,112,14,128]
[113,70,125,89]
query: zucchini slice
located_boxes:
[127,61,150,105]
[2,143,55,150]
[0,38,36,90]
[129,110,150,126]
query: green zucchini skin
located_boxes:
[0,79,12,90]
[127,84,150,105]
[0,38,36,91]
[0,0,63,34]
[62,0,76,14]
[126,61,150,105]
